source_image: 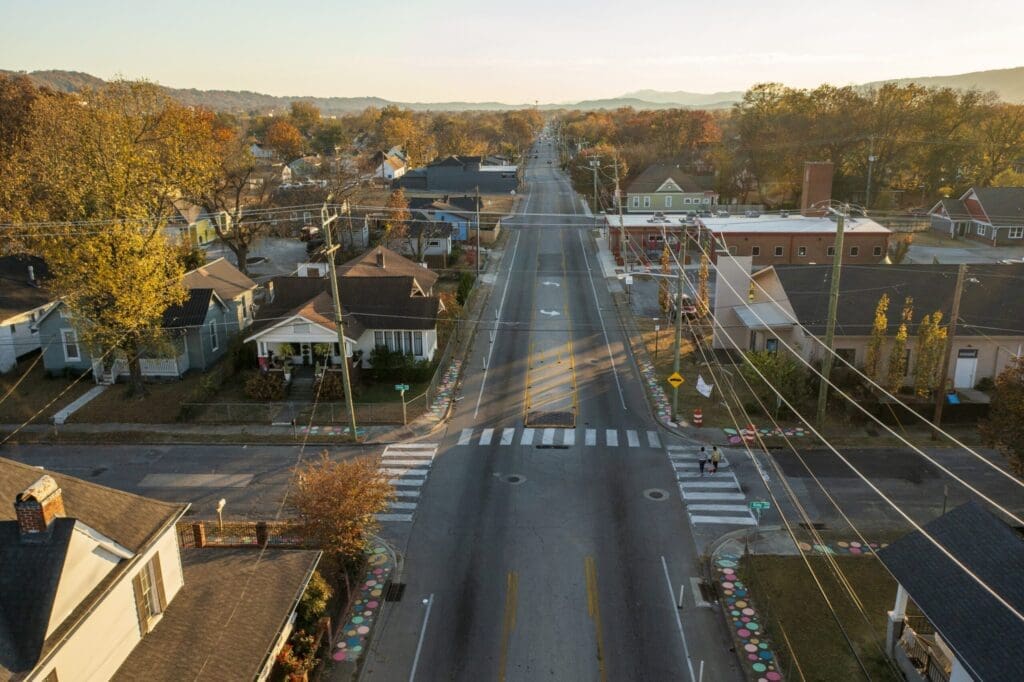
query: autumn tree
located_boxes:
[885,297,914,393]
[864,294,889,381]
[913,311,947,398]
[658,245,671,313]
[289,452,394,556]
[22,80,218,394]
[265,119,305,161]
[382,189,410,248]
[980,356,1024,475]
[696,253,710,318]
[289,101,321,136]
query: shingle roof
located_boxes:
[113,548,321,682]
[339,277,440,330]
[182,258,257,302]
[626,163,708,194]
[877,501,1024,682]
[408,222,453,239]
[247,277,365,340]
[338,246,438,290]
[162,288,215,329]
[937,198,972,220]
[970,187,1024,226]
[774,263,1024,336]
[0,457,186,677]
[0,255,51,322]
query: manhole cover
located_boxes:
[506,475,526,485]
[644,488,669,501]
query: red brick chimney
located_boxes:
[800,161,834,217]
[15,475,65,539]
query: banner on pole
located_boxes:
[696,374,714,398]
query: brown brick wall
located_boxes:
[800,162,834,216]
[715,231,890,265]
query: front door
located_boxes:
[300,343,312,366]
[953,349,979,389]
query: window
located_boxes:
[751,246,761,256]
[404,331,413,355]
[386,332,398,352]
[664,196,673,208]
[414,331,424,356]
[374,331,385,348]
[765,338,779,353]
[850,246,860,256]
[333,342,341,357]
[797,246,807,257]
[836,348,856,364]
[132,554,166,635]
[976,224,987,236]
[683,197,691,204]
[902,349,911,377]
[827,246,836,256]
[873,246,883,256]
[631,196,639,208]
[209,320,219,351]
[774,246,784,257]
[61,329,80,362]
[643,196,651,208]
[1009,227,1024,239]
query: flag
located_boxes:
[696,374,714,398]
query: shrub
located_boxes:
[975,376,995,392]
[368,346,436,383]
[225,335,257,376]
[295,571,333,632]
[313,371,347,400]
[245,371,287,400]
[456,271,475,306]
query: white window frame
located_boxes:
[209,319,219,351]
[631,196,640,208]
[976,224,987,236]
[664,196,672,208]
[643,196,651,208]
[1008,226,1024,239]
[751,246,761,256]
[61,329,80,362]
[850,246,860,256]
[774,246,784,257]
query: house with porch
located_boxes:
[712,260,1024,392]
[623,163,718,213]
[0,457,321,682]
[397,222,454,269]
[929,187,1024,245]
[246,246,443,370]
[878,501,1024,682]
[36,260,255,382]
[0,255,56,373]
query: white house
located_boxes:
[375,154,407,181]
[250,142,275,159]
[0,255,55,373]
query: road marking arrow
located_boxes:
[539,309,561,317]
[541,281,561,287]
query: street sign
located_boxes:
[395,384,410,392]
[749,501,771,511]
[667,372,684,388]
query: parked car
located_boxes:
[299,225,320,241]
[679,294,698,318]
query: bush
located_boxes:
[975,376,995,392]
[368,345,435,383]
[225,335,257,376]
[245,371,287,400]
[456,271,475,306]
[177,367,227,420]
[313,371,347,400]
[295,571,333,632]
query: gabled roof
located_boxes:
[246,276,364,341]
[967,186,1024,226]
[0,458,187,676]
[340,276,440,330]
[182,258,257,302]
[338,246,439,290]
[0,254,51,322]
[773,263,1024,337]
[626,163,710,194]
[929,198,972,221]
[162,288,223,330]
[170,198,210,226]
[408,222,453,239]
[877,501,1024,682]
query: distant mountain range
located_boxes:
[3,66,1022,113]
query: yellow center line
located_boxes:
[584,556,608,682]
[498,570,519,682]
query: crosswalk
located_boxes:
[454,427,662,449]
[666,444,757,527]
[375,442,438,523]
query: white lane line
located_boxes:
[409,594,435,682]
[500,428,515,445]
[690,515,758,526]
[474,231,522,419]
[585,429,597,446]
[458,429,473,445]
[542,428,555,445]
[521,428,535,445]
[578,230,627,411]
[386,442,439,449]
[680,480,740,489]
[606,429,618,447]
[661,556,697,682]
[375,513,414,522]
[394,490,420,498]
[479,428,494,446]
[390,478,426,487]
[382,467,429,477]
[627,430,640,448]
[680,490,746,501]
[562,429,576,446]
[647,431,661,448]
[687,504,752,512]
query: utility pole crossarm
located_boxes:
[321,202,360,441]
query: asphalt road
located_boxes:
[357,138,743,681]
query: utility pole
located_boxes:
[672,271,684,423]
[614,158,626,270]
[815,209,846,426]
[321,202,360,441]
[475,185,481,277]
[865,137,876,210]
[590,158,600,215]
[932,263,967,439]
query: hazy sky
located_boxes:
[2,0,1021,102]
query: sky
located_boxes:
[1,0,1022,103]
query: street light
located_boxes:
[216,498,226,532]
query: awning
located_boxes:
[734,302,793,330]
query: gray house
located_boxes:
[36,259,256,382]
[929,186,1024,245]
[396,155,519,193]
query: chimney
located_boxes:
[27,265,37,285]
[15,475,65,539]
[265,280,275,303]
[800,161,834,217]
[376,250,386,269]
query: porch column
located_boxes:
[949,658,972,682]
[886,584,909,657]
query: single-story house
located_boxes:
[37,260,256,382]
[374,152,407,181]
[163,199,219,248]
[396,155,518,194]
[0,457,321,682]
[407,194,483,242]
[247,246,442,369]
[623,163,718,213]
[0,255,56,373]
[878,501,1024,682]
[929,187,1024,245]
[712,260,1024,391]
[397,222,454,268]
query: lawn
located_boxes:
[355,380,429,403]
[0,360,93,425]
[739,554,903,681]
[69,370,217,423]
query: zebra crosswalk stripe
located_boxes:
[562,429,575,446]
[500,428,515,445]
[626,430,640,448]
[606,429,618,447]
[521,428,535,445]
[376,442,438,523]
[542,429,556,445]
[479,428,494,446]
[458,428,472,445]
[586,429,596,446]
[647,431,661,448]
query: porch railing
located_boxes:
[898,618,951,682]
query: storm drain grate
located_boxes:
[384,582,406,602]
[698,580,718,603]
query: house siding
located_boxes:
[39,311,94,376]
[626,192,716,213]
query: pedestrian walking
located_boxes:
[698,447,708,476]
[710,446,722,474]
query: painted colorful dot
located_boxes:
[637,358,676,426]
[430,360,461,417]
[332,544,392,663]
[716,553,783,681]
[797,540,889,556]
[302,425,368,437]
[722,426,808,445]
